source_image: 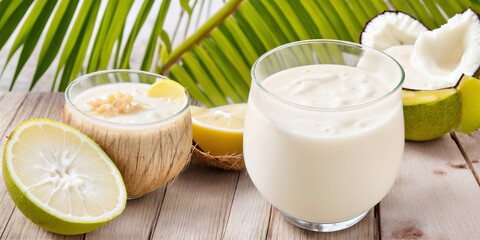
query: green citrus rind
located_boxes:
[3,119,126,235]
[457,75,480,133]
[403,90,461,141]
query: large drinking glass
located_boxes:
[244,40,405,232]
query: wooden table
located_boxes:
[1,92,480,239]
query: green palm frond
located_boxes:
[161,0,480,107]
[1,0,479,108]
[0,0,191,91]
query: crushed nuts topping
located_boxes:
[87,92,145,116]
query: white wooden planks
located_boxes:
[1,93,480,239]
[381,135,480,239]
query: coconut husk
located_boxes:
[191,144,245,171]
[63,103,193,198]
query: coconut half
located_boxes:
[360,11,429,51]
[383,8,480,90]
[361,8,480,140]
[411,8,480,88]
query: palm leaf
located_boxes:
[158,0,480,106]
[31,0,79,90]
[141,0,172,71]
[0,0,34,53]
[8,0,56,90]
[5,0,50,66]
[119,0,155,69]
[58,0,101,91]
[52,0,99,91]
[0,0,198,90]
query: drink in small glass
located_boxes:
[63,70,192,199]
[244,40,405,232]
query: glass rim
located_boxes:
[250,39,405,112]
[65,69,191,127]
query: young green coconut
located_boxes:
[360,8,480,141]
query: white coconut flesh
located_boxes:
[382,9,480,90]
[384,45,451,90]
[412,9,480,89]
[360,11,428,51]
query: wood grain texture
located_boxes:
[2,210,79,240]
[453,131,480,184]
[0,93,81,240]
[223,171,271,240]
[151,159,239,239]
[0,93,27,232]
[0,93,28,136]
[85,185,167,240]
[381,135,480,239]
[267,208,376,240]
[4,93,480,239]
[0,93,28,236]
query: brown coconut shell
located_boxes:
[191,143,245,171]
[63,103,193,198]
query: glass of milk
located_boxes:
[64,70,192,199]
[244,40,405,232]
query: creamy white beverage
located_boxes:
[261,64,390,108]
[73,83,185,124]
[244,64,404,223]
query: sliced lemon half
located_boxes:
[3,119,127,235]
[191,103,246,156]
[146,79,187,104]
